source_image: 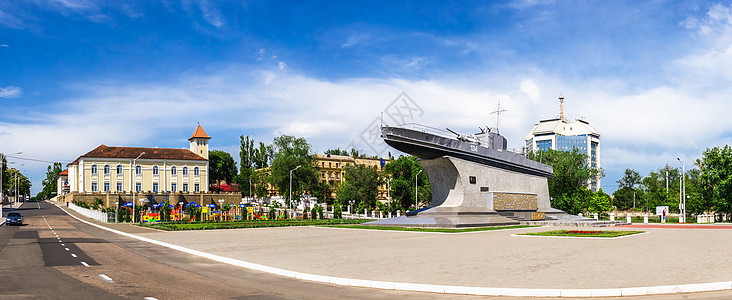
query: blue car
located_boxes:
[6,212,23,225]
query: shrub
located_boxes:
[317,205,324,219]
[333,203,342,219]
[311,206,318,220]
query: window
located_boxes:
[91,182,98,192]
[153,183,159,193]
[336,163,339,168]
[171,183,177,192]
[91,165,98,174]
[321,171,325,178]
[194,167,200,176]
[321,162,324,167]
[171,166,177,176]
[182,183,189,192]
[194,183,200,192]
[153,166,159,175]
[183,167,188,176]
[104,182,110,192]
[329,162,331,168]
[116,165,123,174]
[116,182,123,192]
[136,183,141,192]
[104,165,110,175]
[135,165,141,175]
[536,140,552,151]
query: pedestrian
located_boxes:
[662,208,667,223]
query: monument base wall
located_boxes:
[366,156,609,228]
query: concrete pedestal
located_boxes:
[367,156,575,228]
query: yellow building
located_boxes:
[314,154,392,200]
[66,125,211,194]
[255,154,393,202]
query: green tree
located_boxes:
[325,148,350,156]
[40,162,63,200]
[336,164,383,211]
[208,150,238,192]
[588,189,612,213]
[268,135,319,205]
[5,168,31,200]
[311,180,334,204]
[697,145,732,218]
[384,155,430,210]
[527,149,603,214]
[251,169,270,199]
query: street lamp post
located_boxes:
[677,158,686,223]
[132,152,145,223]
[14,164,23,208]
[386,177,391,218]
[289,165,301,218]
[415,169,423,210]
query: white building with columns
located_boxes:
[66,125,211,194]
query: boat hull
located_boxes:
[381,126,553,178]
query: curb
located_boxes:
[54,203,732,298]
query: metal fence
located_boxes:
[68,202,115,223]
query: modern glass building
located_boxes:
[524,95,601,192]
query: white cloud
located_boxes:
[0,86,22,98]
[278,61,286,70]
[520,79,540,100]
[0,44,9,47]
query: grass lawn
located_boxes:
[324,224,536,233]
[139,219,372,231]
[520,229,645,238]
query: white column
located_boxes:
[79,159,85,193]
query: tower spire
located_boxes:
[559,93,565,120]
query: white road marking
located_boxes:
[71,254,77,258]
[98,274,114,283]
[144,297,158,300]
[81,262,90,267]
[37,202,40,209]
[65,248,69,251]
[61,243,65,246]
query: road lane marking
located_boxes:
[81,262,90,267]
[98,274,114,283]
[144,297,158,300]
[61,243,65,246]
[65,248,69,251]
[71,254,77,258]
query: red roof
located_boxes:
[58,169,68,176]
[69,144,206,166]
[188,124,211,140]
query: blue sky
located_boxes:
[2,0,732,195]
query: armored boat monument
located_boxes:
[367,120,601,227]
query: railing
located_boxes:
[394,123,454,139]
[68,202,115,223]
[394,123,527,155]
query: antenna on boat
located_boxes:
[490,101,507,133]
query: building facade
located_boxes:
[66,125,211,195]
[524,95,601,191]
[314,154,392,200]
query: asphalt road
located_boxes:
[3,201,732,300]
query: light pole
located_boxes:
[677,158,686,223]
[132,152,145,222]
[289,165,301,218]
[14,164,23,208]
[386,177,391,218]
[415,169,423,210]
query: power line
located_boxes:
[4,154,62,164]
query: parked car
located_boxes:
[6,212,23,225]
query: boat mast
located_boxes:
[490,101,507,134]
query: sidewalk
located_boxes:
[54,202,732,297]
